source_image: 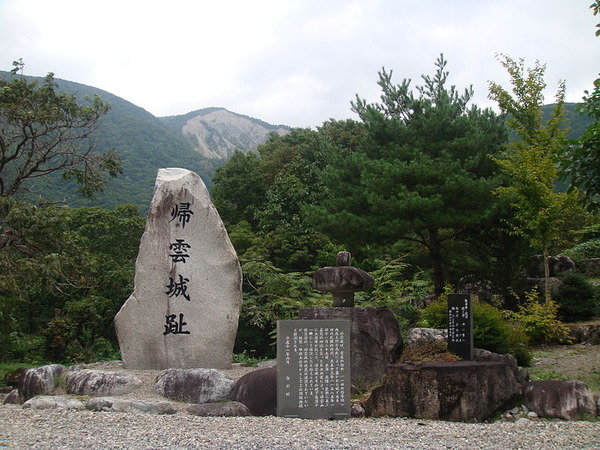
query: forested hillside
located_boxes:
[0,72,287,212]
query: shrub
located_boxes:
[561,239,600,263]
[400,339,460,363]
[555,273,599,322]
[418,296,532,366]
[504,288,571,345]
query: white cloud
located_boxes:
[0,0,597,127]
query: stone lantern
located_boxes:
[312,251,374,307]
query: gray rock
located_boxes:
[187,401,250,417]
[155,368,233,404]
[569,324,600,345]
[515,417,531,425]
[65,370,143,396]
[18,364,66,402]
[23,395,85,410]
[523,380,597,420]
[231,368,277,416]
[406,328,448,346]
[583,258,600,277]
[364,361,521,422]
[299,307,403,390]
[115,168,242,369]
[256,360,277,369]
[2,389,21,405]
[473,348,529,385]
[87,397,177,414]
[351,403,366,418]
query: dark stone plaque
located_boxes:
[447,293,474,361]
[277,320,351,419]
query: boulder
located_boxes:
[529,255,575,277]
[86,397,177,414]
[18,364,66,402]
[522,380,597,420]
[115,168,242,369]
[351,403,366,418]
[299,307,403,389]
[23,395,85,410]
[231,367,277,416]
[4,367,27,387]
[364,361,521,422]
[473,348,529,385]
[568,324,600,345]
[2,389,21,405]
[65,370,143,396]
[406,328,448,346]
[583,258,600,277]
[155,368,233,404]
[187,401,250,417]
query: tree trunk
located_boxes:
[429,230,445,296]
[543,247,551,302]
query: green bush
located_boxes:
[504,288,571,345]
[556,273,599,322]
[418,296,532,366]
[561,239,600,263]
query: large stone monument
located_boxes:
[115,168,242,369]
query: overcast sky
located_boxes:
[0,0,598,128]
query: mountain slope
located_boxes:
[0,72,288,212]
[160,107,290,159]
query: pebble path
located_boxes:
[1,405,599,449]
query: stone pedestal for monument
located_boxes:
[298,307,403,390]
[364,361,522,422]
[115,168,242,369]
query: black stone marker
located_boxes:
[447,293,474,361]
[277,319,351,419]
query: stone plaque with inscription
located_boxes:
[277,320,351,419]
[115,168,242,369]
[447,293,474,361]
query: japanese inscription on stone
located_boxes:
[277,320,351,419]
[115,168,242,369]
[447,293,474,360]
[163,202,194,334]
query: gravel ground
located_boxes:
[1,406,599,449]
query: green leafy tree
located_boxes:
[488,55,580,300]
[211,150,267,227]
[0,60,121,198]
[317,55,507,295]
[559,2,600,207]
[0,201,144,362]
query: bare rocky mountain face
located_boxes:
[179,108,289,160]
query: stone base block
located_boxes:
[364,361,521,422]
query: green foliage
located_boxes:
[317,55,507,295]
[489,55,582,300]
[357,257,431,332]
[0,200,145,363]
[555,273,599,322]
[235,259,329,357]
[504,288,572,344]
[211,151,267,227]
[562,239,600,263]
[418,296,532,365]
[558,2,600,208]
[0,63,120,198]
